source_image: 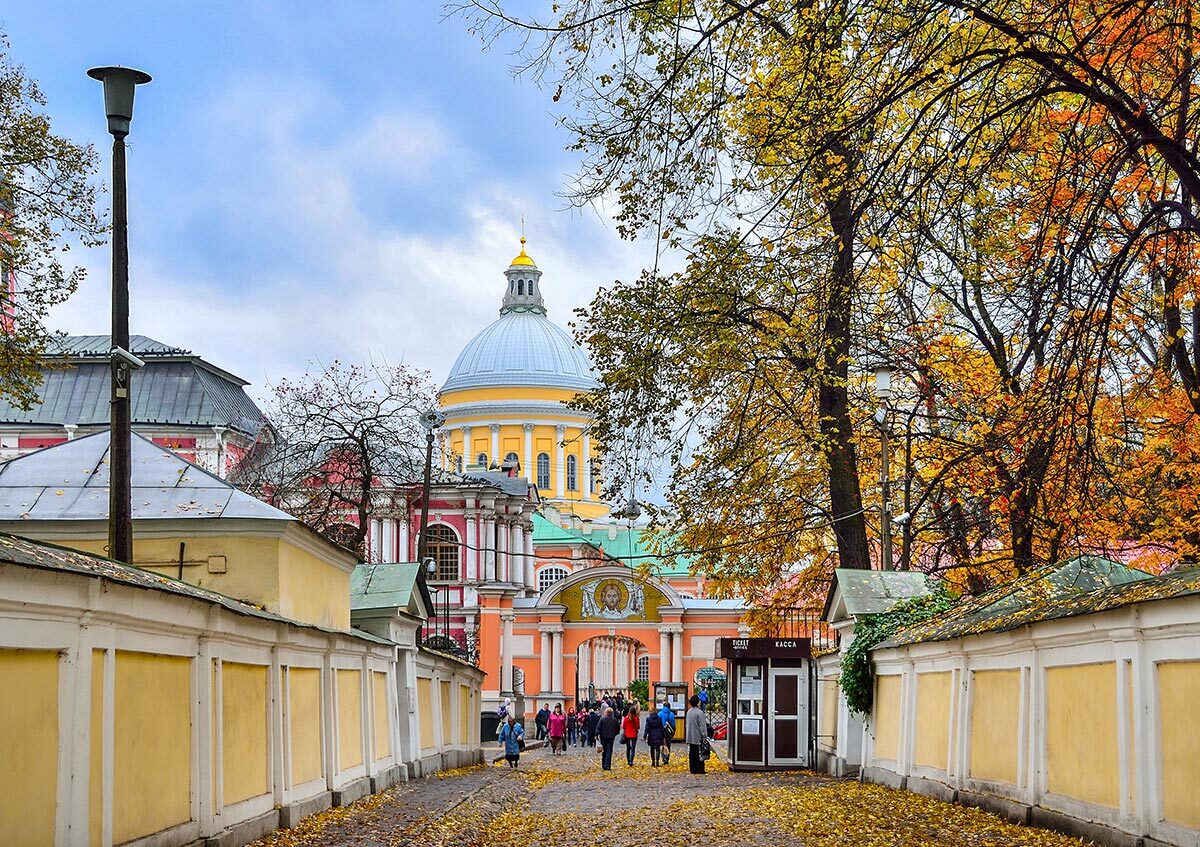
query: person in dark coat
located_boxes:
[597,707,621,770]
[587,707,602,748]
[535,704,550,741]
[643,707,666,766]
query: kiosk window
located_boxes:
[738,664,764,716]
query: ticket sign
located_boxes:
[718,637,812,659]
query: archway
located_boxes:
[574,633,652,709]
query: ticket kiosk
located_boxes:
[718,637,814,771]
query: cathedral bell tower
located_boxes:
[501,238,545,315]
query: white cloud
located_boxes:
[47,74,657,406]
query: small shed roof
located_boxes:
[0,430,291,522]
[824,568,932,621]
[350,562,424,617]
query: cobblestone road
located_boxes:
[250,741,1088,847]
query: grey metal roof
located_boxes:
[830,569,933,617]
[441,311,597,393]
[0,530,393,644]
[0,335,267,437]
[350,562,421,613]
[0,430,291,522]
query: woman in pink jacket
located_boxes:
[547,703,568,754]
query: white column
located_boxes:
[658,630,671,683]
[671,630,683,682]
[551,630,564,693]
[483,513,496,581]
[490,424,500,466]
[582,431,592,501]
[397,517,410,562]
[465,510,478,581]
[461,424,473,468]
[555,424,566,497]
[540,629,552,693]
[523,424,534,484]
[510,522,522,585]
[524,527,535,588]
[501,614,514,695]
[578,641,590,690]
[496,516,508,583]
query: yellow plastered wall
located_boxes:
[914,672,951,770]
[418,678,436,752]
[1158,661,1200,828]
[113,652,192,845]
[459,684,472,746]
[90,651,103,847]
[819,677,839,751]
[337,669,363,771]
[372,671,391,761]
[0,649,59,847]
[969,669,1019,784]
[441,386,581,406]
[222,662,269,804]
[873,675,901,761]
[277,539,351,630]
[440,681,454,745]
[288,667,323,785]
[1045,663,1118,808]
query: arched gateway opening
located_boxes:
[536,567,686,709]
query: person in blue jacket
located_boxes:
[658,701,676,761]
[498,714,525,768]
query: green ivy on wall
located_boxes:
[839,586,955,715]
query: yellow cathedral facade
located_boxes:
[437,237,608,520]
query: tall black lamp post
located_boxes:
[88,66,151,564]
[415,408,447,565]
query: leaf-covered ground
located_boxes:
[249,743,1089,847]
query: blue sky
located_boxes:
[3,2,654,397]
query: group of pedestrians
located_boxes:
[500,693,711,774]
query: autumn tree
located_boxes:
[231,360,436,555]
[0,34,104,407]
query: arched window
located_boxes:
[517,280,525,295]
[538,565,569,593]
[566,454,578,491]
[637,655,650,682]
[536,453,550,489]
[476,452,487,467]
[455,455,463,473]
[504,451,519,469]
[426,524,460,582]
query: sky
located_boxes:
[2,1,657,400]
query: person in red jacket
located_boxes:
[621,704,640,766]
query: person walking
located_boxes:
[535,703,550,741]
[548,704,567,754]
[499,715,525,769]
[685,694,707,774]
[658,700,676,763]
[587,707,602,748]
[622,704,640,766]
[643,705,665,766]
[597,707,620,770]
[566,706,577,746]
[575,707,588,746]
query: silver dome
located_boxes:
[441,311,597,393]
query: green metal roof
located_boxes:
[530,512,593,546]
[350,562,422,613]
[831,569,933,617]
[880,555,1158,648]
[530,514,694,577]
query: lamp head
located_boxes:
[418,408,446,432]
[424,556,436,575]
[87,66,152,137]
[874,365,893,400]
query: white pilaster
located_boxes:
[524,526,535,589]
[671,630,683,682]
[465,510,478,581]
[523,424,534,484]
[540,629,552,693]
[490,424,500,466]
[501,614,514,696]
[659,629,671,684]
[496,516,508,583]
[483,513,496,581]
[510,522,521,585]
[582,431,592,501]
[555,425,566,497]
[551,630,564,693]
[461,424,473,467]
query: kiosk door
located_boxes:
[733,663,765,767]
[768,666,808,767]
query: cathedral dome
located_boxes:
[441,238,597,395]
[441,311,597,393]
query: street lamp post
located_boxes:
[874,366,893,571]
[415,409,447,565]
[87,66,151,565]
